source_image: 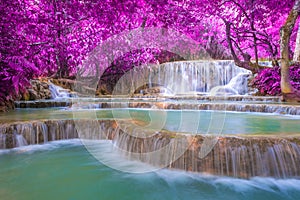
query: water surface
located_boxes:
[0,140,299,200]
[1,108,299,135]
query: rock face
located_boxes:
[21,79,52,100]
[0,78,73,112]
[133,86,172,97]
[19,78,87,101]
[51,78,107,96]
[15,100,72,108]
[51,78,76,91]
[0,99,15,112]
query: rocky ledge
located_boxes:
[1,119,300,179]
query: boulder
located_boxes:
[28,89,38,100]
[20,79,52,100]
[0,98,15,112]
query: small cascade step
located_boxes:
[49,83,78,99]
[70,100,300,115]
[14,95,282,109]
[0,119,117,148]
[15,96,300,115]
[15,100,73,108]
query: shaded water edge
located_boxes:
[0,119,300,179]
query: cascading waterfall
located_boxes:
[14,82,76,109]
[1,119,299,178]
[225,72,251,95]
[49,83,77,99]
[113,60,251,95]
[0,120,79,148]
[5,57,298,183]
[0,133,6,149]
[15,134,28,147]
[112,125,300,178]
[211,72,251,95]
[0,120,117,148]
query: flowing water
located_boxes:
[2,60,300,199]
[1,108,300,179]
[49,83,77,99]
[0,140,300,200]
[1,108,300,135]
[113,60,251,95]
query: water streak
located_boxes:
[49,83,77,99]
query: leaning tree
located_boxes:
[280,0,300,101]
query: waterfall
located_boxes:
[113,60,251,96]
[1,119,299,178]
[111,125,300,178]
[211,72,251,95]
[226,72,251,95]
[0,120,116,148]
[0,120,79,148]
[15,134,28,147]
[49,83,77,99]
[0,133,6,149]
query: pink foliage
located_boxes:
[0,0,298,100]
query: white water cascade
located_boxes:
[226,72,251,95]
[15,134,28,147]
[49,83,77,99]
[113,60,251,96]
[0,134,6,149]
[211,72,251,95]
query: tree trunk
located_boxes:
[280,0,300,101]
[224,20,264,73]
[293,21,300,61]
